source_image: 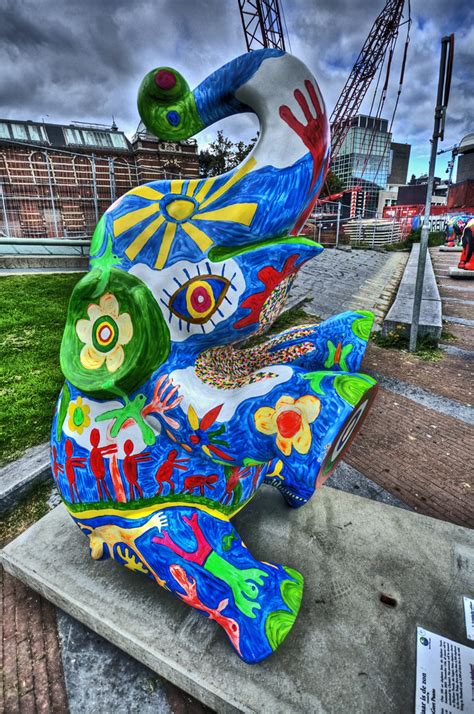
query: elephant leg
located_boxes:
[265,372,378,507]
[151,508,304,663]
[76,505,303,663]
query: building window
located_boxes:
[11,123,28,141]
[65,128,84,145]
[110,133,127,149]
[27,125,45,142]
[82,130,113,148]
[0,122,10,139]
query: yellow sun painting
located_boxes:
[113,158,258,270]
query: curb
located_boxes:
[382,244,442,339]
[0,443,51,514]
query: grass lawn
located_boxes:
[0,273,82,466]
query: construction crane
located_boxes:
[330,0,410,160]
[238,0,287,52]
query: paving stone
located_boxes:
[449,267,474,279]
[363,342,473,406]
[288,248,406,324]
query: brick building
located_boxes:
[0,118,199,240]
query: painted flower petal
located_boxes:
[275,395,296,411]
[188,405,199,430]
[296,395,321,423]
[275,433,292,456]
[76,318,92,344]
[100,293,120,318]
[87,303,102,322]
[200,404,224,431]
[293,421,312,455]
[80,344,105,370]
[254,407,277,435]
[106,345,124,373]
[117,312,133,344]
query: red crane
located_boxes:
[330,0,409,160]
[237,0,287,52]
[237,0,411,170]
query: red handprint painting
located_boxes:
[279,79,330,233]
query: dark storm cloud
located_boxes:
[0,0,472,173]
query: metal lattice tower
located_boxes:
[330,0,406,160]
[238,0,286,52]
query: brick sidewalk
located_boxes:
[1,567,68,713]
[345,388,472,527]
[363,342,473,405]
[344,247,473,528]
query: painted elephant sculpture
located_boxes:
[458,217,474,270]
[445,215,469,247]
[52,49,378,663]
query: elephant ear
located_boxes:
[60,267,169,399]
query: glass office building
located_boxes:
[332,115,392,217]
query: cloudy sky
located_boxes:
[1,0,473,179]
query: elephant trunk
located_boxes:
[137,48,330,239]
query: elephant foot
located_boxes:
[264,375,378,507]
[74,504,303,663]
[316,381,378,488]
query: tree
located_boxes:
[319,169,343,198]
[199,130,257,177]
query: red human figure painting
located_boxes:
[51,445,64,486]
[64,439,87,504]
[122,439,151,501]
[183,474,218,496]
[223,465,250,505]
[155,449,188,495]
[89,428,117,501]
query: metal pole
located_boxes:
[108,157,116,203]
[0,183,10,237]
[336,201,341,248]
[45,151,59,238]
[409,35,454,352]
[91,153,99,223]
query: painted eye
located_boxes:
[169,275,230,324]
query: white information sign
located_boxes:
[415,627,474,714]
[464,598,474,642]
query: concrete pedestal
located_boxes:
[449,267,474,279]
[2,488,473,714]
[439,246,462,252]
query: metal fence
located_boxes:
[0,149,447,249]
[304,199,404,248]
[0,148,139,241]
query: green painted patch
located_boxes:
[208,236,321,262]
[60,267,170,399]
[138,66,204,141]
[351,311,374,341]
[56,382,70,441]
[333,374,376,406]
[266,609,297,651]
